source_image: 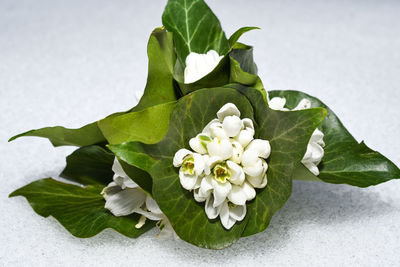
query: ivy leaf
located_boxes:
[162,0,229,66]
[228,27,260,47]
[110,86,326,248]
[97,101,177,145]
[60,145,114,186]
[224,85,326,236]
[9,178,154,238]
[269,90,400,187]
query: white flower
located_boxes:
[268,96,325,176]
[219,200,246,230]
[102,159,165,229]
[173,103,271,230]
[173,149,206,190]
[184,50,223,84]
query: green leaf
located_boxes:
[10,178,154,238]
[98,101,177,145]
[229,45,267,102]
[110,86,326,248]
[228,27,260,47]
[133,27,179,111]
[269,90,400,187]
[60,145,114,186]
[9,122,105,147]
[162,0,229,65]
[225,85,326,236]
[119,160,153,196]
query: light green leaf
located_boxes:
[110,86,326,248]
[10,178,154,238]
[98,101,177,145]
[269,90,400,187]
[162,0,229,65]
[133,27,178,111]
[228,27,260,47]
[60,145,114,186]
[8,122,105,147]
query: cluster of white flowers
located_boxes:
[102,159,177,239]
[184,50,223,84]
[268,96,325,175]
[173,103,271,229]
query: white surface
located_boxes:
[1,0,400,266]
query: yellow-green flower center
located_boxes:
[182,156,195,175]
[213,163,230,183]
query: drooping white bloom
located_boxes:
[268,96,325,175]
[102,158,176,238]
[184,50,223,84]
[173,103,271,230]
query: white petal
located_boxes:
[302,161,320,176]
[310,143,324,163]
[219,201,236,230]
[241,149,262,167]
[145,196,162,215]
[193,153,205,176]
[199,175,214,195]
[194,188,207,202]
[229,204,246,221]
[243,165,264,177]
[205,195,220,219]
[217,103,241,121]
[209,122,229,139]
[189,135,207,154]
[242,182,256,201]
[245,139,271,159]
[227,185,247,205]
[234,128,255,148]
[222,116,243,137]
[229,140,244,164]
[183,50,222,84]
[179,171,199,190]
[207,138,233,160]
[293,98,312,110]
[173,149,192,167]
[242,118,254,130]
[114,176,138,189]
[134,208,163,221]
[268,97,287,110]
[101,182,121,200]
[310,128,325,146]
[227,160,245,185]
[211,179,232,207]
[105,188,147,216]
[202,119,219,136]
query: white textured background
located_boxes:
[1,0,400,266]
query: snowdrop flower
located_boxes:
[102,158,176,236]
[174,103,271,230]
[268,96,325,175]
[173,149,206,190]
[184,50,223,84]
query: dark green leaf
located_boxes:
[162,0,229,65]
[119,160,153,195]
[110,86,326,247]
[269,90,400,187]
[10,178,154,238]
[225,85,326,236]
[60,145,114,186]
[98,101,177,145]
[228,27,260,47]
